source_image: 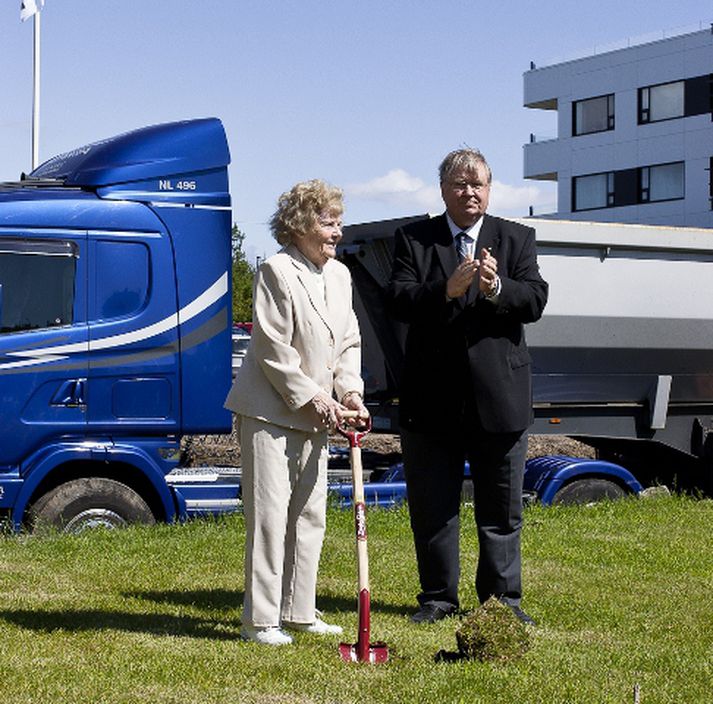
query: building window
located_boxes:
[572,172,614,211]
[573,163,685,212]
[639,162,684,203]
[639,81,684,123]
[573,94,615,135]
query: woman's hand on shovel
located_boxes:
[310,392,368,430]
[338,392,370,428]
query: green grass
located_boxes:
[0,495,711,703]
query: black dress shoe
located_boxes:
[507,604,536,626]
[410,603,456,624]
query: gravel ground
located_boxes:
[181,421,595,468]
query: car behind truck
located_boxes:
[0,118,240,533]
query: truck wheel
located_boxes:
[551,478,627,506]
[30,478,155,534]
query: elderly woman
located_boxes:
[225,179,368,646]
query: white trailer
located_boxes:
[339,216,713,496]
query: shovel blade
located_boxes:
[338,641,389,664]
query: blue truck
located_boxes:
[5,119,708,530]
[0,118,241,533]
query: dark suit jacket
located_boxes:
[386,213,548,434]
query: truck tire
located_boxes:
[551,478,627,506]
[30,478,155,534]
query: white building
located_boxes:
[523,25,713,228]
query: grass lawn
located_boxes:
[0,494,711,703]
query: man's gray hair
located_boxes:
[439,148,492,184]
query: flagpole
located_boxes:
[32,9,41,170]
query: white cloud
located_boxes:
[346,169,555,217]
[489,180,554,216]
[345,169,442,212]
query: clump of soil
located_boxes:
[454,597,531,662]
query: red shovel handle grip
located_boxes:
[336,411,371,448]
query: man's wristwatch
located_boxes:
[484,275,501,299]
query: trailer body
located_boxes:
[339,215,713,498]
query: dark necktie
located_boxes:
[455,232,473,262]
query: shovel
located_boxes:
[337,412,389,664]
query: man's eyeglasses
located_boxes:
[448,180,489,194]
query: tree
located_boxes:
[231,224,254,322]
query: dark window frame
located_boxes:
[638,80,685,124]
[638,161,685,204]
[572,93,615,136]
[572,162,687,213]
[571,171,615,212]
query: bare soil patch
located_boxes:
[181,421,595,468]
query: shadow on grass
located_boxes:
[122,589,416,616]
[0,595,411,641]
[0,608,240,640]
[124,588,413,619]
[315,593,413,617]
[123,588,242,611]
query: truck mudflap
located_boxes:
[0,471,23,510]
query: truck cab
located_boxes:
[0,119,235,532]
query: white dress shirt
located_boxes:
[444,213,500,301]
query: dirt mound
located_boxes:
[181,420,595,468]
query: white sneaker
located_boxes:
[283,617,343,635]
[240,625,293,646]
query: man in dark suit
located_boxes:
[386,148,548,625]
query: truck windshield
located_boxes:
[0,239,76,334]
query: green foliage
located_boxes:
[231,224,254,322]
[0,495,711,703]
[455,597,530,662]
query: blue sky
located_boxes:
[1,1,711,262]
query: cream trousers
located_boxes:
[239,415,329,628]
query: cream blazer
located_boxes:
[224,245,363,432]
